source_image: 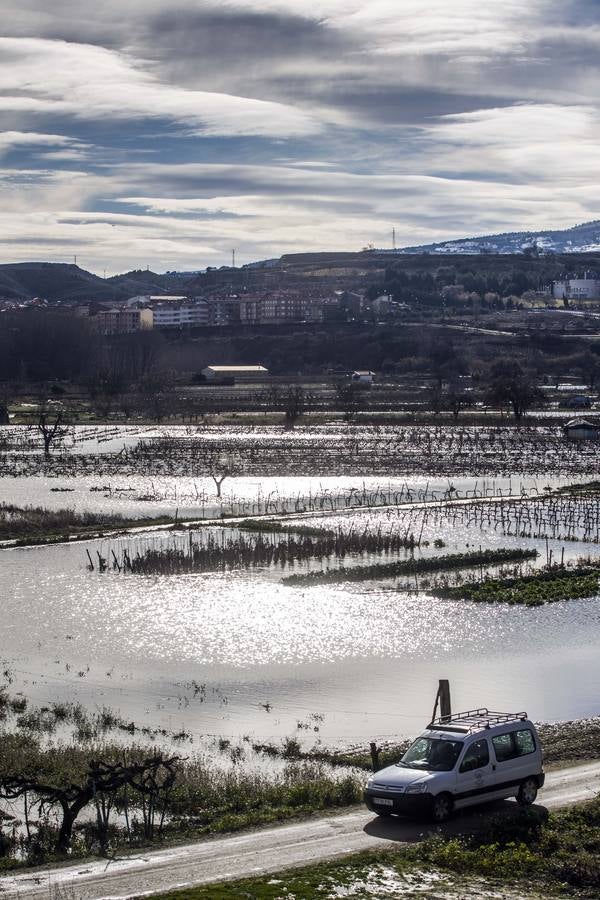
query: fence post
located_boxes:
[369,742,380,772]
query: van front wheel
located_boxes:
[517,778,538,806]
[430,793,453,823]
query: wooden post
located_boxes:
[439,679,451,722]
[432,678,452,724]
[369,742,380,772]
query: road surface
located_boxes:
[1,761,599,900]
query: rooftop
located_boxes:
[204,365,268,373]
[565,418,599,429]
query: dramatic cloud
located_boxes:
[0,0,598,271]
[0,37,319,137]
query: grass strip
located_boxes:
[0,503,186,546]
[282,548,538,586]
[555,480,600,495]
[432,565,600,606]
[228,519,335,537]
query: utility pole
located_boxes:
[73,255,77,266]
[392,227,396,251]
[232,249,236,268]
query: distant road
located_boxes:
[2,762,599,900]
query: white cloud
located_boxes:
[0,131,85,156]
[418,104,600,184]
[0,37,320,137]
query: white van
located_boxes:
[364,709,545,823]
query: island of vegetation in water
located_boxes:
[281,548,538,586]
[432,562,600,606]
[0,502,186,546]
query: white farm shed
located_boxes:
[202,365,269,382]
[563,418,600,440]
[352,370,375,384]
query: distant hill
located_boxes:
[0,263,193,303]
[397,220,600,256]
[3,221,600,302]
[0,262,126,302]
[107,269,190,296]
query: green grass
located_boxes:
[433,565,600,606]
[282,548,538,586]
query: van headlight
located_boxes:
[405,784,428,793]
[365,776,374,789]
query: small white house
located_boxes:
[352,370,375,385]
[564,418,600,440]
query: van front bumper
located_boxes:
[363,788,431,817]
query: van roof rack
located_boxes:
[427,708,528,731]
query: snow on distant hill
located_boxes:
[397,220,600,255]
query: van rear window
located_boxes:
[492,729,536,762]
[515,729,536,755]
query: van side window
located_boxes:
[492,732,516,762]
[492,729,537,762]
[515,729,536,756]
[459,739,489,772]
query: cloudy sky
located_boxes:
[0,0,599,273]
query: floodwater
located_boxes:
[1,424,599,750]
[1,499,600,749]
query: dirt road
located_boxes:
[2,761,599,900]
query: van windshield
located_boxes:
[398,737,462,772]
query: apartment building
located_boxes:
[239,293,317,324]
[152,301,208,328]
[92,307,153,335]
[205,296,241,326]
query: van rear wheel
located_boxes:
[430,793,453,823]
[517,778,538,806]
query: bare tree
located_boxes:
[37,409,69,455]
[0,396,9,425]
[283,386,314,429]
[0,750,179,852]
[444,382,474,420]
[334,380,364,422]
[485,360,544,420]
[202,448,241,498]
[139,371,173,422]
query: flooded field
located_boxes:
[1,425,599,751]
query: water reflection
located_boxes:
[1,519,599,744]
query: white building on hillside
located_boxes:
[152,302,208,327]
[552,276,600,301]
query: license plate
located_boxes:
[373,797,393,806]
